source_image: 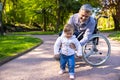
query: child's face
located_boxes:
[64,31,73,39]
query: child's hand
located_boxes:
[54,54,60,60]
[70,43,76,50]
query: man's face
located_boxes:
[79,10,91,23]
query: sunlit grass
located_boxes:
[109,31,120,41]
[99,29,120,41]
[99,28,114,32]
[0,35,42,61]
[10,31,55,35]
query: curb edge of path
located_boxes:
[0,42,43,66]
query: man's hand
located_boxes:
[77,56,82,58]
[76,54,82,58]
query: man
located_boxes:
[68,4,96,46]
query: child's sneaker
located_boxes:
[58,70,66,75]
[69,74,75,79]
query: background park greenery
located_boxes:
[0,0,120,62]
[0,0,120,33]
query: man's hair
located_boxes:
[80,4,93,13]
[63,24,74,33]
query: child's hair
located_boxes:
[63,24,74,33]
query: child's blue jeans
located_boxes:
[60,54,75,75]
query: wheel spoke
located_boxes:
[83,34,111,66]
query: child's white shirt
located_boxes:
[54,35,82,56]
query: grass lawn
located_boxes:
[99,29,120,42]
[109,31,120,42]
[0,35,42,61]
[10,31,55,35]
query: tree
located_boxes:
[0,0,7,35]
[55,0,82,32]
[101,0,120,30]
[1,0,102,32]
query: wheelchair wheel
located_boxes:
[82,34,111,66]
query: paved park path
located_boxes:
[0,33,120,80]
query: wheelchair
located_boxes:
[78,8,111,66]
[77,28,111,66]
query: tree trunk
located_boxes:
[55,0,60,32]
[112,14,120,30]
[43,9,47,31]
[112,1,120,31]
[0,0,6,35]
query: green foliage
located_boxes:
[0,35,42,60]
[98,16,114,30]
[99,0,120,30]
[2,0,112,32]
